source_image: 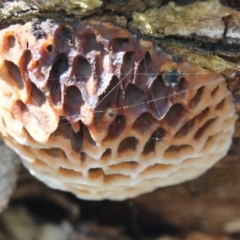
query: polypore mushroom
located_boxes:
[0,20,236,200]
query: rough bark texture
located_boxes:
[1,0,240,239]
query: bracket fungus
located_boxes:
[0,20,237,200]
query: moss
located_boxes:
[130,0,235,39]
[159,41,239,75]
[31,0,102,12]
[0,0,103,27]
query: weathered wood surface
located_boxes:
[1,0,240,239]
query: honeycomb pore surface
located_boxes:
[0,20,236,200]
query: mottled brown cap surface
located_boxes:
[0,20,236,200]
